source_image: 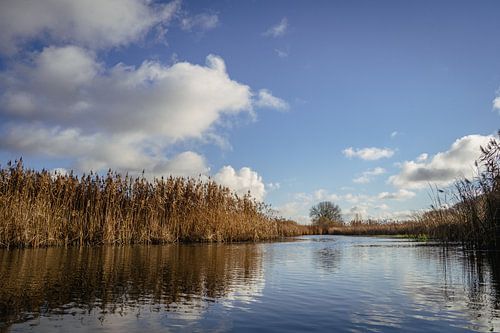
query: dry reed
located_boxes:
[331,131,500,249]
[0,160,314,248]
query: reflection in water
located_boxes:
[0,237,499,332]
[314,247,342,273]
[308,237,500,332]
[0,244,263,331]
[348,240,500,332]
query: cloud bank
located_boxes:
[389,134,493,189]
[0,47,253,171]
[0,0,288,202]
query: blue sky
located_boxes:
[0,0,499,222]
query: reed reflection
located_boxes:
[0,243,264,330]
[402,246,500,331]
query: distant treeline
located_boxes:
[0,161,315,248]
[332,131,500,249]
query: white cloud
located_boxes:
[0,47,287,181]
[313,189,340,202]
[0,0,180,54]
[156,151,209,178]
[1,46,251,141]
[267,182,281,191]
[377,189,416,201]
[352,176,370,184]
[180,13,219,32]
[374,204,390,210]
[343,193,371,204]
[353,167,386,184]
[51,168,69,176]
[0,123,209,178]
[254,89,289,111]
[416,153,428,162]
[343,147,395,160]
[389,134,493,189]
[390,131,398,138]
[263,18,288,37]
[276,201,310,224]
[213,166,266,201]
[345,205,369,220]
[494,96,500,113]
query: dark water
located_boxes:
[1,236,499,332]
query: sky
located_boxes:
[0,0,499,223]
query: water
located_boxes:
[0,236,499,332]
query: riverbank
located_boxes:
[0,161,316,248]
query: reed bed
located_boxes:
[414,132,500,248]
[329,220,424,237]
[0,160,314,248]
[331,131,500,249]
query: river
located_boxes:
[0,236,499,332]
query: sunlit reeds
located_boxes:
[330,219,424,237]
[415,132,500,248]
[0,161,313,248]
[332,131,500,249]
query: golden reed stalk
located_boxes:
[0,160,314,248]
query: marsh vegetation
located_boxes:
[323,132,500,249]
[0,132,498,249]
[0,161,313,248]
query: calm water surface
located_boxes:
[1,236,499,332]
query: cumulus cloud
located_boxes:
[377,189,416,201]
[254,89,289,111]
[0,46,287,180]
[155,152,209,178]
[353,167,386,184]
[343,147,395,160]
[0,0,286,205]
[389,134,493,189]
[213,166,266,201]
[263,18,288,37]
[0,123,210,177]
[180,13,219,32]
[0,0,180,54]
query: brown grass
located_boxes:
[0,160,314,248]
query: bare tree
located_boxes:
[309,201,343,228]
